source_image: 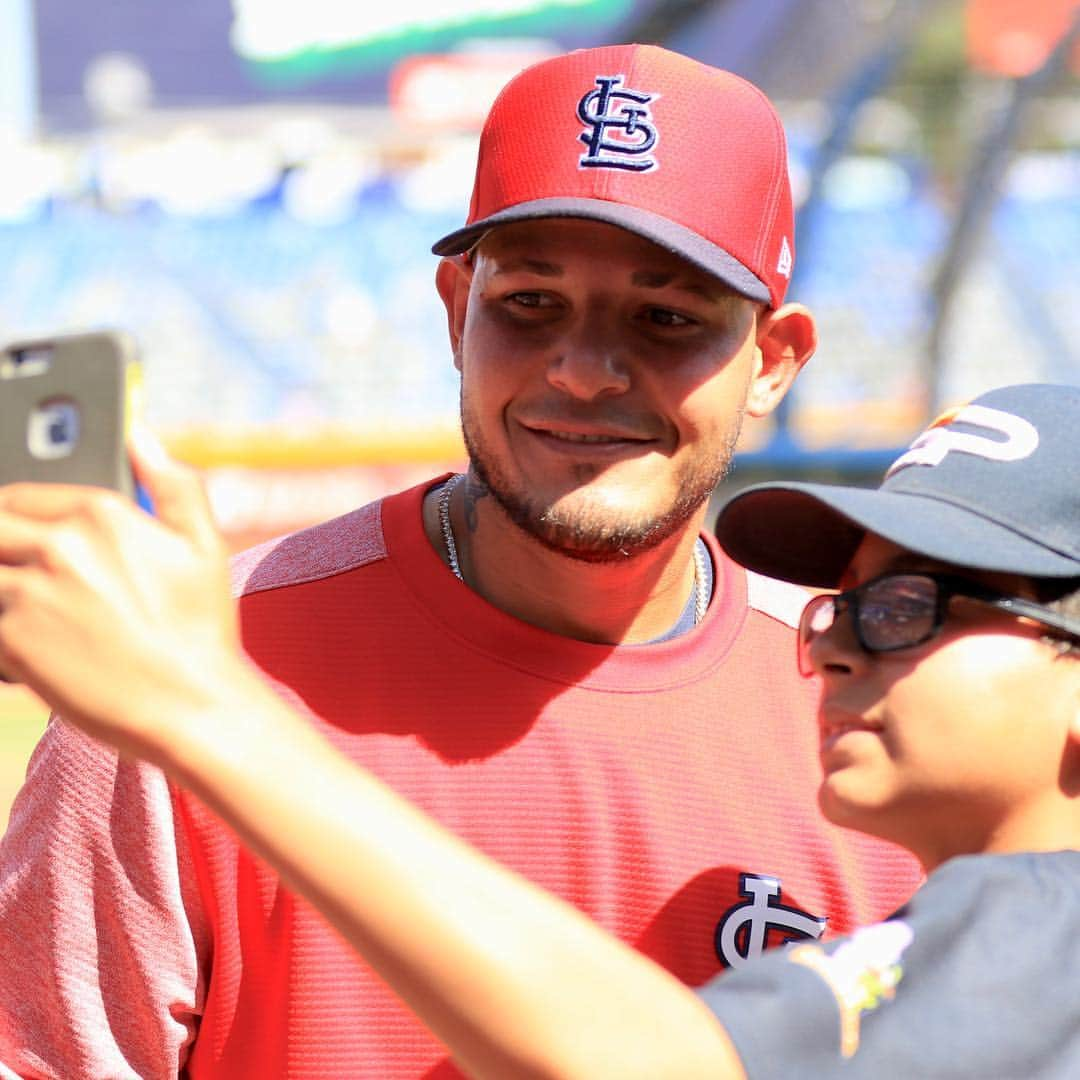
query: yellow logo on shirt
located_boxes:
[787,920,913,1057]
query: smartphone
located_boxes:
[0,330,142,499]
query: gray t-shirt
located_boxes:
[699,850,1080,1078]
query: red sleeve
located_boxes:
[0,719,208,1079]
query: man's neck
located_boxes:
[421,477,709,645]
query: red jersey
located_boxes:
[0,479,922,1079]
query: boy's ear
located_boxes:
[746,302,818,419]
[1064,693,1080,800]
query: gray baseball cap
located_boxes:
[716,383,1080,589]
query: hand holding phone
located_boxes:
[0,406,239,727]
[0,331,237,705]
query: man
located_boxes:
[0,45,920,1078]
[2,385,1075,1078]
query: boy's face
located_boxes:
[809,533,1080,870]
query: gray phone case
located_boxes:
[0,330,139,498]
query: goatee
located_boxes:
[460,399,742,564]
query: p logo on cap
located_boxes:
[885,404,1041,478]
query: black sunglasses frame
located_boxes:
[798,571,1080,675]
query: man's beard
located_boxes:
[460,396,743,564]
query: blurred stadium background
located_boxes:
[1,0,1078,826]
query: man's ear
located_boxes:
[745,302,818,418]
[435,256,473,372]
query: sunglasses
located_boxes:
[798,571,1080,676]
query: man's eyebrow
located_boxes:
[630,269,733,304]
[488,257,564,278]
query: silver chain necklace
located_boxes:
[438,474,709,625]
[439,473,465,581]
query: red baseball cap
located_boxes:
[432,43,795,309]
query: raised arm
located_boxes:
[0,435,743,1080]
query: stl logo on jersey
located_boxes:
[714,873,827,970]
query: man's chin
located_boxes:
[515,499,698,563]
[463,430,724,561]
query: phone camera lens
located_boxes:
[28,399,81,461]
[48,416,72,445]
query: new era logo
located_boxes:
[777,236,792,278]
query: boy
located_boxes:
[0,381,1075,1077]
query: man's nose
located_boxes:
[545,321,632,400]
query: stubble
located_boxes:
[459,391,744,563]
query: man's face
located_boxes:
[439,218,767,561]
[810,533,1080,867]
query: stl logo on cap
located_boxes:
[577,75,660,172]
[885,403,1040,478]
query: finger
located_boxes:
[0,511,48,566]
[0,482,124,523]
[128,424,220,553]
[0,564,30,683]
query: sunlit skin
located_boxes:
[425,218,816,643]
[810,534,1080,871]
